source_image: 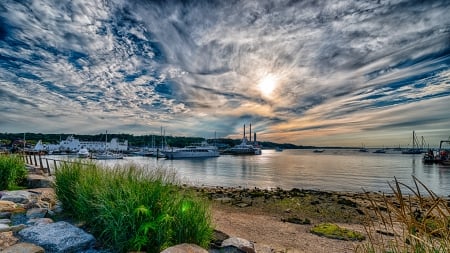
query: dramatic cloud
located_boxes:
[1,0,449,146]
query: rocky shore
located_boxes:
[3,165,446,253]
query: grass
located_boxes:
[356,176,450,253]
[0,154,28,190]
[54,162,213,253]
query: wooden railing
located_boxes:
[19,153,92,176]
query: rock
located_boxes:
[221,237,255,253]
[10,224,27,232]
[27,218,53,226]
[210,229,230,249]
[19,221,96,252]
[0,218,11,225]
[0,212,12,219]
[26,208,48,219]
[0,191,33,204]
[2,242,45,253]
[0,231,19,251]
[160,243,208,253]
[27,174,54,189]
[0,223,10,232]
[0,201,17,212]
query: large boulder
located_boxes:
[18,221,96,253]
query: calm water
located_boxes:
[48,149,450,196]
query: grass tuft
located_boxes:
[54,162,213,253]
[0,154,28,190]
[357,176,450,253]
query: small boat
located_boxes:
[313,149,324,153]
[373,149,386,154]
[164,142,219,159]
[77,147,90,158]
[94,151,124,160]
[275,147,283,152]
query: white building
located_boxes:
[40,136,128,152]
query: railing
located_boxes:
[19,152,93,176]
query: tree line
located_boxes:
[0,132,309,149]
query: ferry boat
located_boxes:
[164,142,219,159]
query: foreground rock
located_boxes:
[18,221,96,252]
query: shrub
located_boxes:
[54,162,213,253]
[0,155,28,190]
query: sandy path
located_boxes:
[212,208,365,253]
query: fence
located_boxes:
[20,152,92,176]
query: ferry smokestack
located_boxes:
[254,132,256,143]
[250,123,252,142]
[243,124,246,139]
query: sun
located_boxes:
[258,74,278,97]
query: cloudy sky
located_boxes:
[1,0,449,147]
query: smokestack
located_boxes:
[249,123,252,142]
[254,132,256,143]
[243,124,246,139]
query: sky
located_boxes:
[0,0,449,147]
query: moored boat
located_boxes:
[94,151,124,160]
[164,142,219,159]
[77,147,90,158]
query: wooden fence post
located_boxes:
[45,159,51,176]
[53,160,57,173]
[33,154,37,166]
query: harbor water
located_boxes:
[48,149,450,196]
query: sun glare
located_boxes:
[258,74,278,97]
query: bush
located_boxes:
[54,162,213,253]
[0,155,28,190]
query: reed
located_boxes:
[0,154,28,190]
[54,162,213,253]
[357,176,450,253]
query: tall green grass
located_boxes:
[357,176,450,253]
[0,154,28,190]
[54,162,213,253]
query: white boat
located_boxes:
[94,151,124,160]
[77,147,90,158]
[164,142,219,159]
[227,138,261,155]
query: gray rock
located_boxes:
[18,221,96,253]
[27,174,54,188]
[26,208,48,219]
[11,224,27,232]
[1,191,33,204]
[2,242,45,253]
[0,223,11,232]
[0,211,12,218]
[161,243,208,253]
[221,237,255,253]
[0,218,11,224]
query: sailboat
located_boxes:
[402,131,422,154]
[94,131,124,160]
